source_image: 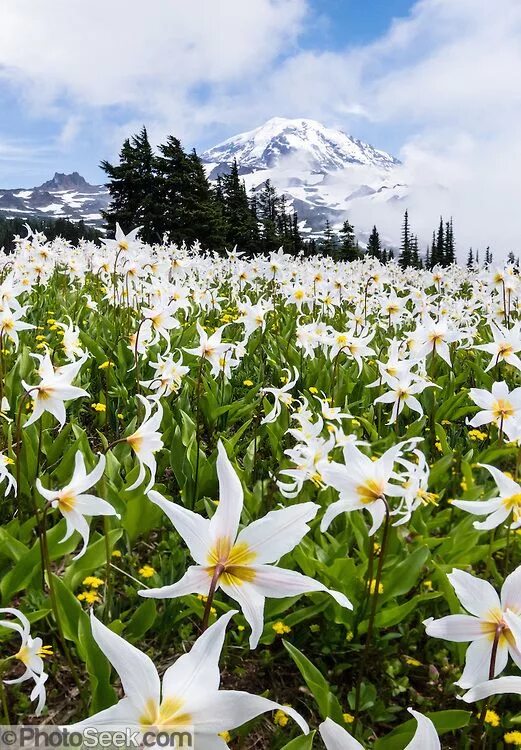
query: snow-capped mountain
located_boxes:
[202,117,406,236]
[0,172,109,227]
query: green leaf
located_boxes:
[283,641,344,723]
[280,732,316,750]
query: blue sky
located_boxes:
[0,0,416,187]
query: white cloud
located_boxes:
[0,0,520,256]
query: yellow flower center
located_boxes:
[57,490,76,512]
[140,697,191,729]
[356,478,385,504]
[493,399,514,419]
[206,538,257,587]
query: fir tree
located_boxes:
[399,210,411,268]
[367,225,381,259]
[466,248,473,268]
[338,219,358,261]
[101,126,158,242]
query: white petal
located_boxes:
[188,690,308,735]
[447,569,500,618]
[219,578,265,649]
[138,566,211,599]
[163,611,237,702]
[248,564,352,610]
[424,614,490,642]
[90,613,160,719]
[319,718,363,749]
[501,567,521,612]
[236,503,318,564]
[208,441,243,544]
[481,463,521,497]
[461,676,521,702]
[405,709,440,750]
[148,490,211,565]
[455,637,504,689]
[451,498,502,516]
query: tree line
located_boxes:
[0,217,101,253]
[101,126,515,267]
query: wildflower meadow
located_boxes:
[2,225,521,748]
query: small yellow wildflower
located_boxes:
[351,418,360,427]
[405,657,423,667]
[272,621,291,635]
[345,631,354,642]
[373,542,381,554]
[423,580,433,591]
[111,550,122,558]
[82,576,104,589]
[77,590,101,604]
[99,361,114,370]
[117,413,124,419]
[49,324,59,331]
[274,709,289,727]
[468,428,487,441]
[484,709,500,727]
[460,479,468,491]
[343,713,355,724]
[435,441,443,452]
[243,379,254,387]
[441,419,451,425]
[46,318,56,325]
[309,386,318,394]
[280,375,287,384]
[504,730,521,745]
[138,565,156,578]
[35,335,46,341]
[369,579,384,595]
[91,403,106,412]
[36,343,46,350]
[237,625,245,632]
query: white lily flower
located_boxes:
[75,611,308,746]
[319,708,439,749]
[424,567,521,688]
[0,303,35,350]
[0,452,16,495]
[468,381,521,442]
[0,607,50,716]
[452,463,521,530]
[474,322,521,372]
[36,451,118,559]
[374,375,437,424]
[184,321,231,371]
[319,441,415,535]
[56,317,85,361]
[261,367,299,424]
[125,395,164,493]
[139,441,351,648]
[22,353,89,429]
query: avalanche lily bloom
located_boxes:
[319,709,439,749]
[76,610,308,746]
[125,395,164,493]
[0,452,16,496]
[474,322,521,372]
[374,375,437,424]
[0,607,50,715]
[22,352,89,429]
[184,322,231,371]
[261,367,299,424]
[0,303,35,349]
[36,451,118,559]
[452,464,521,530]
[468,381,521,442]
[424,566,521,687]
[319,441,415,535]
[139,441,351,648]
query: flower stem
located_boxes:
[353,499,390,734]
[202,564,224,632]
[475,626,502,748]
